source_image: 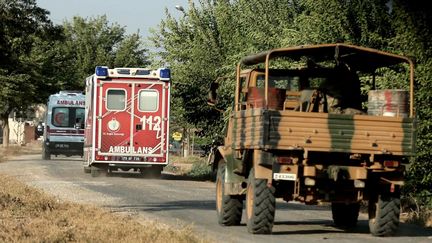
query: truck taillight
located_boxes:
[383,160,400,168]
[276,156,293,164]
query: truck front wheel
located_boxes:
[246,168,275,234]
[216,162,243,226]
[368,193,400,236]
[332,202,360,228]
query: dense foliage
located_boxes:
[151,0,432,205]
[0,1,149,145]
[0,0,61,144]
[58,16,149,90]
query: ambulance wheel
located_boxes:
[83,166,91,174]
[42,146,50,160]
[216,162,243,226]
[106,167,113,177]
[246,167,275,234]
[90,166,101,177]
[141,166,162,178]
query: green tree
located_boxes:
[0,0,62,146]
[153,0,432,206]
[58,16,150,90]
[389,0,432,205]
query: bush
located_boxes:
[186,160,212,180]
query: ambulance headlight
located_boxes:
[95,66,108,77]
[159,68,170,80]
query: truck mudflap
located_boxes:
[216,146,247,195]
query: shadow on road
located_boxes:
[272,219,432,237]
[109,200,216,212]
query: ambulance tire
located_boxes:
[42,146,50,160]
[83,166,91,174]
[106,167,113,177]
[141,166,163,178]
[90,166,101,177]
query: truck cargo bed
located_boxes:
[232,108,415,156]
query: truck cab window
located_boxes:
[107,89,126,110]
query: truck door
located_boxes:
[132,82,167,157]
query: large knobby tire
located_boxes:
[216,163,243,226]
[246,168,275,234]
[368,194,401,236]
[331,202,360,228]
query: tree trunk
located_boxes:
[1,116,9,147]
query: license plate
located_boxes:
[55,144,69,148]
[273,173,297,181]
[120,156,141,161]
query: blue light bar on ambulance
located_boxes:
[95,66,108,77]
[159,68,171,81]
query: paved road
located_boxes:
[0,154,431,243]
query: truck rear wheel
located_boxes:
[216,163,243,226]
[246,168,275,234]
[368,194,400,236]
[331,202,360,228]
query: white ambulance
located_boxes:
[83,66,171,177]
[42,91,85,159]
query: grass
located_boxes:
[166,155,214,180]
[0,174,209,243]
[401,195,432,228]
[0,141,42,163]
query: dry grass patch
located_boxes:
[165,156,205,175]
[0,174,209,243]
[0,142,42,163]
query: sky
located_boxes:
[36,0,190,40]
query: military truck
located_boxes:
[208,44,416,236]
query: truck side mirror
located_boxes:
[207,81,219,106]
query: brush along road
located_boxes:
[0,154,430,242]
